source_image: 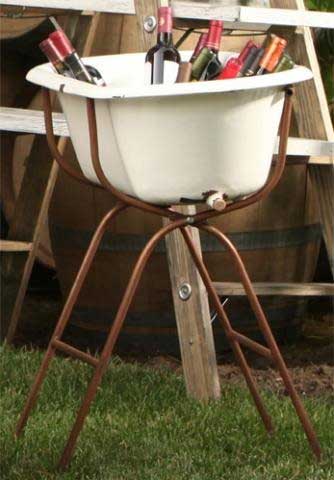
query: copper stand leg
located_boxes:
[200,224,322,460]
[58,218,188,470]
[16,203,127,437]
[180,227,274,434]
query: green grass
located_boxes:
[0,345,333,480]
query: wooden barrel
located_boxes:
[50,157,321,354]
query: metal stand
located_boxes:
[16,87,321,470]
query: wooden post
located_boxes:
[135,0,221,402]
[270,0,334,276]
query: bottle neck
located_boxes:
[157,6,173,44]
[157,32,173,46]
[205,20,223,53]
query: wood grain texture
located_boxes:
[1,0,135,14]
[136,0,221,402]
[271,0,334,275]
[1,107,332,162]
[171,1,333,28]
[213,282,334,296]
[0,240,32,252]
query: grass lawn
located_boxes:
[0,345,333,480]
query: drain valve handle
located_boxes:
[206,191,227,211]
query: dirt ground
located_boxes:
[144,345,334,398]
[12,293,334,399]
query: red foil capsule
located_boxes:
[157,6,173,34]
[39,38,63,63]
[238,40,257,63]
[49,30,75,57]
[266,39,287,72]
[218,57,243,79]
[205,20,223,52]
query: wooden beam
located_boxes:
[1,0,135,14]
[0,107,68,136]
[136,0,221,402]
[213,282,334,296]
[172,2,334,29]
[1,107,332,163]
[2,14,101,342]
[0,240,32,252]
[271,0,334,276]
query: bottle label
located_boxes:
[144,60,179,85]
[158,7,173,33]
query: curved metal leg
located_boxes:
[58,217,189,470]
[180,227,274,434]
[16,202,127,437]
[200,224,322,461]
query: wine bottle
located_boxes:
[145,3,180,84]
[238,45,259,76]
[218,40,257,80]
[189,33,208,63]
[274,53,294,72]
[217,57,242,79]
[191,47,216,81]
[238,40,257,64]
[256,36,286,75]
[204,20,223,80]
[40,33,106,86]
[39,38,69,75]
[176,62,192,82]
[86,65,106,86]
[261,39,287,74]
[49,30,105,85]
[244,47,265,76]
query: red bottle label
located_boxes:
[158,7,173,34]
[218,57,242,79]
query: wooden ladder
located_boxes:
[0,2,133,343]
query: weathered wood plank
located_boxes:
[213,282,334,296]
[136,0,221,402]
[1,0,135,14]
[0,240,32,252]
[172,2,334,29]
[270,0,334,275]
[0,107,68,136]
[1,107,332,163]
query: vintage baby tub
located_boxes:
[26,51,313,205]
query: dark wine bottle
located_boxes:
[238,45,259,76]
[49,30,94,83]
[204,20,223,80]
[40,33,106,86]
[145,4,180,84]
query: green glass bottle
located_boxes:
[274,53,295,72]
[191,47,215,81]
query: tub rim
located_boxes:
[26,51,313,100]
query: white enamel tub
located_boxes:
[27,51,312,205]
